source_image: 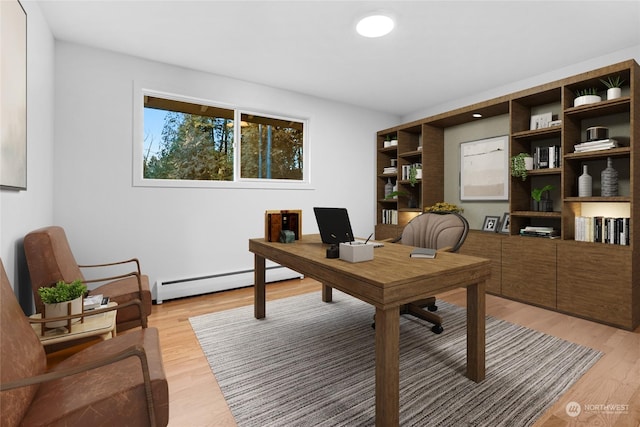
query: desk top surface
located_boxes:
[250,234,491,306]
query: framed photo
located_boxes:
[499,212,510,234]
[460,136,509,201]
[530,112,552,130]
[482,216,500,232]
[0,0,27,190]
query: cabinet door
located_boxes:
[458,231,502,294]
[557,243,633,329]
[502,237,556,309]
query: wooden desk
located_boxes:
[30,302,118,347]
[249,235,491,427]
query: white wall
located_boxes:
[53,42,398,290]
[0,1,55,308]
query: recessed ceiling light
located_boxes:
[472,113,483,118]
[356,14,395,38]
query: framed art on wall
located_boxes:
[0,0,27,190]
[460,136,508,201]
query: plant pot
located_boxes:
[574,95,601,107]
[606,87,621,100]
[415,169,422,179]
[524,157,534,170]
[43,296,82,328]
[539,199,553,212]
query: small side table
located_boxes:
[30,302,118,347]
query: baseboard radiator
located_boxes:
[153,265,302,304]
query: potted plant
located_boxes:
[38,280,87,328]
[600,75,625,100]
[531,184,555,212]
[424,202,464,214]
[510,153,533,181]
[574,88,601,107]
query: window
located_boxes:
[135,88,309,189]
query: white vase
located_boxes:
[43,296,83,328]
[574,95,601,107]
[578,165,592,197]
[606,87,622,100]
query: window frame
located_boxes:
[133,83,312,189]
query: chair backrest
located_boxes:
[400,212,469,252]
[1,259,47,426]
[24,226,85,313]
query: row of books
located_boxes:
[401,163,421,181]
[574,138,618,153]
[519,226,559,238]
[381,209,398,225]
[574,216,630,245]
[533,145,561,169]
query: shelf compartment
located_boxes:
[511,211,561,218]
[564,97,630,119]
[564,146,631,160]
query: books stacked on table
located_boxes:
[574,138,618,153]
[519,226,559,238]
[410,247,437,258]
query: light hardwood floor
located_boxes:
[49,278,640,426]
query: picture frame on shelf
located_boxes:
[530,112,552,130]
[482,215,501,232]
[499,212,510,234]
[460,135,509,201]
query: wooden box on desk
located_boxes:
[265,210,302,242]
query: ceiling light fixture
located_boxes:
[472,113,483,118]
[356,14,395,38]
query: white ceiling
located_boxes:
[36,0,640,116]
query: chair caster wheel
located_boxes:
[427,304,438,312]
[431,324,443,334]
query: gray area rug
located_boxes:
[190,291,602,426]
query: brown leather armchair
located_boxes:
[24,226,152,332]
[0,259,169,426]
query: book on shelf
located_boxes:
[533,145,560,169]
[410,247,437,259]
[574,216,630,245]
[519,226,559,238]
[381,209,398,225]
[574,138,618,153]
[383,167,397,174]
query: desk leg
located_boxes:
[466,280,486,382]
[321,283,333,302]
[254,254,266,319]
[375,306,400,427]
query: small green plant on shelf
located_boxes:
[600,75,625,89]
[574,87,599,97]
[38,280,87,304]
[408,166,420,186]
[531,184,555,202]
[510,153,532,181]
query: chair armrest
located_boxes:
[79,258,142,275]
[436,246,454,253]
[28,298,147,328]
[0,342,159,426]
[82,271,144,294]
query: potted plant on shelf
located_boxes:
[510,153,533,181]
[573,88,601,107]
[424,202,464,214]
[38,280,87,328]
[531,184,555,212]
[600,75,625,100]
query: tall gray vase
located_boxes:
[601,157,618,196]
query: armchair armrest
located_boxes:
[28,298,147,328]
[81,270,144,294]
[0,343,159,426]
[79,258,142,275]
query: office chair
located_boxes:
[376,212,469,334]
